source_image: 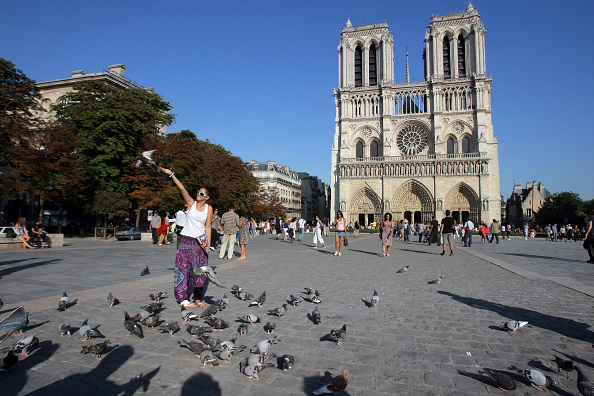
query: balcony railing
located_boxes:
[341,152,486,163]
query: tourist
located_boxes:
[14,217,35,250]
[489,219,500,244]
[219,205,241,260]
[275,216,282,240]
[428,216,440,246]
[523,223,529,240]
[463,218,474,247]
[210,209,221,249]
[238,213,249,260]
[298,217,306,241]
[440,210,455,256]
[313,215,326,248]
[416,221,425,243]
[288,217,297,243]
[381,213,394,256]
[566,225,573,243]
[149,211,161,244]
[584,209,594,263]
[333,211,346,256]
[479,223,486,244]
[157,212,171,245]
[354,221,360,238]
[551,223,558,242]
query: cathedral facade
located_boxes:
[331,3,500,226]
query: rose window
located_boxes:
[396,126,428,156]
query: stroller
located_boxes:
[0,306,28,345]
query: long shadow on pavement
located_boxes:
[498,252,586,264]
[438,291,594,344]
[0,259,62,278]
[181,372,221,395]
[0,258,36,267]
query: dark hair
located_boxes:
[197,186,220,201]
[337,211,343,217]
[384,212,392,221]
[445,210,451,216]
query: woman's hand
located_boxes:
[160,167,172,176]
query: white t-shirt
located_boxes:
[181,202,208,238]
[298,218,305,229]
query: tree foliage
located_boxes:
[535,191,588,226]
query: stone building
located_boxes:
[298,172,329,223]
[331,2,500,226]
[35,64,167,135]
[248,160,302,219]
[506,181,551,228]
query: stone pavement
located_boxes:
[0,233,593,395]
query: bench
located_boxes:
[0,233,64,251]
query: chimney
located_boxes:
[108,64,126,77]
[526,182,532,189]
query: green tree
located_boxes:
[53,81,174,221]
[535,191,585,227]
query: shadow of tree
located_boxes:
[1,340,60,395]
[0,259,62,278]
[181,372,221,396]
[499,252,585,264]
[438,291,594,343]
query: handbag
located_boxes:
[343,237,348,247]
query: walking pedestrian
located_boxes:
[463,218,474,247]
[157,213,171,245]
[238,213,249,260]
[288,217,297,243]
[298,217,306,241]
[333,211,346,256]
[313,216,326,248]
[440,210,455,256]
[416,221,425,243]
[210,209,221,249]
[381,213,394,256]
[584,210,594,263]
[149,211,161,244]
[219,206,241,260]
[354,221,360,238]
[428,216,440,246]
[275,216,282,240]
[489,219,500,244]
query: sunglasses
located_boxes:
[197,191,209,197]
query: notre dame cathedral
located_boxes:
[331,2,500,226]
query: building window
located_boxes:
[370,140,379,157]
[462,136,470,153]
[526,209,532,217]
[447,137,455,155]
[369,44,377,86]
[443,37,451,79]
[457,34,466,77]
[355,45,362,87]
[356,141,364,158]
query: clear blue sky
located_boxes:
[3,0,593,200]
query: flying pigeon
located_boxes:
[429,277,442,284]
[106,292,119,308]
[58,291,70,311]
[79,318,100,341]
[135,150,162,172]
[501,320,529,334]
[249,291,266,307]
[371,290,379,307]
[160,321,180,337]
[12,335,39,357]
[200,304,218,319]
[250,336,279,355]
[142,314,161,331]
[576,365,594,396]
[238,314,261,326]
[200,349,219,368]
[140,266,150,276]
[0,351,18,371]
[186,324,212,338]
[242,362,274,380]
[268,304,288,318]
[181,306,199,323]
[124,311,144,338]
[509,365,556,391]
[328,324,347,346]
[193,266,225,288]
[289,295,301,306]
[207,316,230,331]
[180,339,209,357]
[312,369,349,395]
[312,307,321,325]
[553,355,575,379]
[59,322,71,337]
[264,322,276,333]
[281,354,295,371]
[149,291,167,301]
[238,323,249,337]
[81,340,110,359]
[396,265,410,273]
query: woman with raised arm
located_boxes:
[160,167,217,308]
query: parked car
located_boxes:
[115,227,144,241]
[0,226,16,238]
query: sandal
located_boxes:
[195,301,206,308]
[180,300,198,309]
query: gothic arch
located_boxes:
[365,37,380,49]
[348,186,382,225]
[392,179,434,222]
[351,125,381,145]
[444,182,479,223]
[454,28,470,38]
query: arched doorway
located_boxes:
[392,180,434,223]
[444,183,479,224]
[348,187,382,227]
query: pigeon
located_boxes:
[249,291,266,307]
[12,335,39,357]
[281,354,295,371]
[237,291,254,301]
[312,307,321,324]
[135,150,162,171]
[305,288,321,303]
[576,365,594,396]
[194,266,225,288]
[140,266,150,276]
[79,318,99,341]
[160,321,180,337]
[238,314,261,326]
[0,351,18,371]
[396,265,410,273]
[289,295,301,306]
[553,355,575,379]
[58,291,70,311]
[133,310,151,322]
[478,367,517,392]
[240,353,276,370]
[313,369,349,395]
[242,362,274,380]
[371,290,379,307]
[124,311,144,338]
[142,314,161,331]
[264,322,276,333]
[81,340,111,359]
[140,302,163,314]
[59,322,71,337]
[509,365,556,391]
[200,349,219,368]
[268,304,288,318]
[208,316,230,331]
[501,320,529,334]
[149,291,167,301]
[231,284,243,294]
[215,295,229,311]
[180,339,209,357]
[310,294,322,304]
[181,306,199,323]
[250,336,279,355]
[217,337,238,351]
[429,276,442,284]
[328,324,347,346]
[200,304,218,319]
[200,334,220,349]
[106,292,119,308]
[217,345,245,363]
[186,324,212,338]
[238,323,249,337]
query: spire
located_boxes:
[406,46,410,83]
[345,18,352,27]
[467,1,474,12]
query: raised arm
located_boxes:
[159,167,194,208]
